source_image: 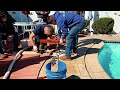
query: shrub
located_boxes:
[92,17,114,34]
[85,20,90,27]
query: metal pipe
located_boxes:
[3,46,32,79]
[40,39,66,44]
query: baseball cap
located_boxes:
[48,11,56,16]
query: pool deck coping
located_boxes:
[39,34,120,79]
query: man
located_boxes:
[29,24,54,53]
[0,11,18,59]
[47,11,86,61]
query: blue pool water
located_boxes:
[98,42,120,79]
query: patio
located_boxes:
[1,34,120,79]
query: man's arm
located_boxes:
[57,21,68,40]
[29,32,35,46]
[29,32,38,52]
[30,24,41,46]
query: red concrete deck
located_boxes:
[0,33,58,79]
[0,55,15,79]
[9,52,51,79]
[0,49,54,79]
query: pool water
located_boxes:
[98,42,120,79]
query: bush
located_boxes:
[85,20,90,27]
[92,17,114,34]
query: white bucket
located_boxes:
[21,38,30,48]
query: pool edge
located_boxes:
[85,41,111,79]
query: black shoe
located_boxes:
[73,49,77,54]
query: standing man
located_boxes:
[29,24,54,53]
[47,11,86,61]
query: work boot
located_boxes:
[72,49,78,56]
[73,49,77,54]
[0,54,8,60]
[59,55,71,61]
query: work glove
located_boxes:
[59,38,63,44]
[45,49,51,53]
[33,45,38,52]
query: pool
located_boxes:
[98,41,120,79]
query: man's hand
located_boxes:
[33,45,38,52]
[59,39,63,44]
[45,49,51,53]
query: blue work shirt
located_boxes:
[32,24,50,39]
[52,11,84,39]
